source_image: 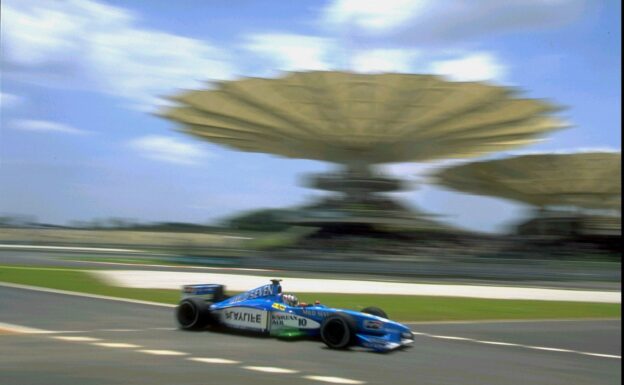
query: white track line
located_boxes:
[49,334,186,356]
[91,342,142,348]
[414,332,621,359]
[0,244,142,253]
[1,320,364,384]
[136,349,188,356]
[580,352,621,359]
[0,282,174,308]
[243,366,299,374]
[530,346,575,352]
[477,340,520,347]
[426,335,474,341]
[303,375,366,384]
[96,329,141,332]
[52,336,101,342]
[187,357,240,364]
[0,322,57,334]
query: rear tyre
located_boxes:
[320,313,356,349]
[176,298,212,330]
[361,306,388,319]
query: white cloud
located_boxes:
[350,49,419,73]
[10,119,90,135]
[1,0,235,109]
[323,0,428,32]
[127,135,212,165]
[0,92,23,108]
[244,35,423,74]
[244,34,335,72]
[430,53,506,82]
[322,0,585,44]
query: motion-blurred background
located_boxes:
[1,0,620,282]
[0,2,621,384]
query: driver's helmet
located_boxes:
[282,294,299,306]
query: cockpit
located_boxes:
[281,293,299,306]
[280,293,322,307]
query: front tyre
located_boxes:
[361,306,388,319]
[176,298,212,330]
[320,314,356,349]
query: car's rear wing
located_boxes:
[181,284,227,302]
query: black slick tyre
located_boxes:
[320,313,356,349]
[176,298,212,330]
[361,306,388,319]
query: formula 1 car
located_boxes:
[175,279,414,352]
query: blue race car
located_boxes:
[176,279,414,352]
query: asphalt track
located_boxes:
[1,286,621,385]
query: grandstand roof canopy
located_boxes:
[160,71,566,164]
[433,152,622,210]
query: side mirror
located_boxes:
[270,279,283,293]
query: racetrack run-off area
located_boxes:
[91,270,621,303]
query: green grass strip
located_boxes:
[0,265,180,304]
[0,265,619,322]
[297,293,620,322]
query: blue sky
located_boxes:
[0,0,620,232]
